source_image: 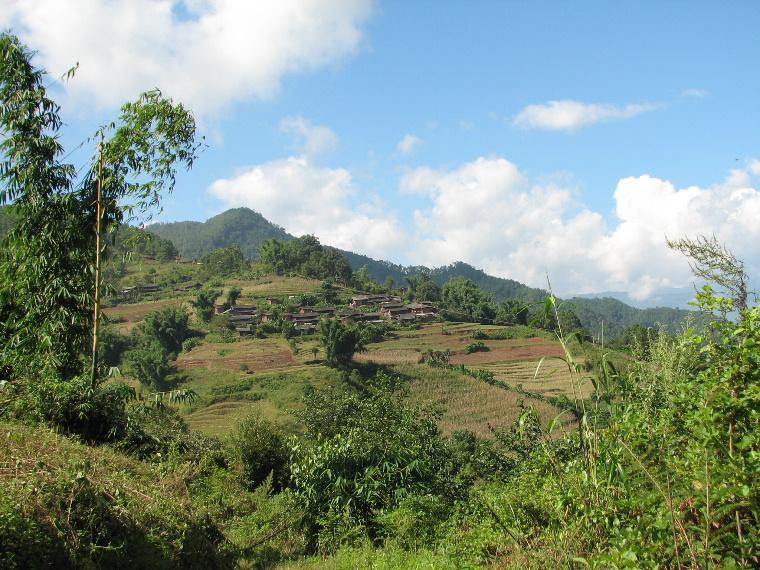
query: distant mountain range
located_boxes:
[571,288,698,310]
[146,207,707,338]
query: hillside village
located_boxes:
[1,20,756,570]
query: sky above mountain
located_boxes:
[3,0,759,300]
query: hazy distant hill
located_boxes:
[148,207,292,259]
[144,207,706,337]
[565,296,706,339]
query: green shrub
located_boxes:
[182,337,202,352]
[126,339,171,389]
[465,341,489,353]
[8,373,134,442]
[140,306,189,356]
[228,416,289,491]
[206,329,237,344]
[290,375,465,552]
[1,422,230,569]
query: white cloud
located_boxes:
[681,88,709,98]
[397,134,422,155]
[208,156,407,259]
[748,158,760,176]
[3,0,373,116]
[279,116,338,157]
[513,99,661,131]
[402,158,760,299]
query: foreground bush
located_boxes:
[0,421,232,569]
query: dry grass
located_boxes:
[103,298,187,332]
[227,275,327,300]
[394,363,564,438]
[176,337,298,373]
[184,399,286,436]
[478,359,594,399]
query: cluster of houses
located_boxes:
[213,294,438,336]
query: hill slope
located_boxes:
[565,296,704,339]
[148,207,292,259]
[145,207,704,337]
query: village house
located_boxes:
[235,324,255,336]
[393,313,417,322]
[385,306,413,318]
[350,294,396,307]
[299,306,336,316]
[229,304,257,316]
[121,283,161,297]
[295,323,317,335]
[351,312,385,324]
[174,282,201,293]
[406,303,437,316]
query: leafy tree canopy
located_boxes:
[260,235,353,283]
[441,277,496,321]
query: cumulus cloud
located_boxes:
[279,116,338,157]
[402,158,760,299]
[208,156,407,259]
[748,158,760,176]
[397,134,422,155]
[513,99,661,131]
[2,0,373,116]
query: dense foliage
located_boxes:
[441,277,497,321]
[318,318,366,368]
[112,225,178,261]
[567,295,710,339]
[200,245,248,277]
[260,235,353,283]
[148,206,291,259]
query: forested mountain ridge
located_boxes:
[565,296,705,339]
[143,207,703,335]
[148,207,291,259]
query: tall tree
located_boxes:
[0,32,201,384]
[318,319,365,368]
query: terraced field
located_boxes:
[104,279,602,439]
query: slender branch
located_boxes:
[90,135,105,387]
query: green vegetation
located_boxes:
[200,245,248,277]
[566,295,710,339]
[2,31,756,570]
[318,318,366,368]
[260,235,354,283]
[148,206,291,259]
[112,225,178,261]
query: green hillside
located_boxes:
[566,296,707,339]
[148,207,292,259]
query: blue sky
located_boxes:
[3,0,759,299]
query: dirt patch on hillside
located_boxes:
[355,349,421,364]
[451,341,565,365]
[104,299,184,323]
[177,349,297,372]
